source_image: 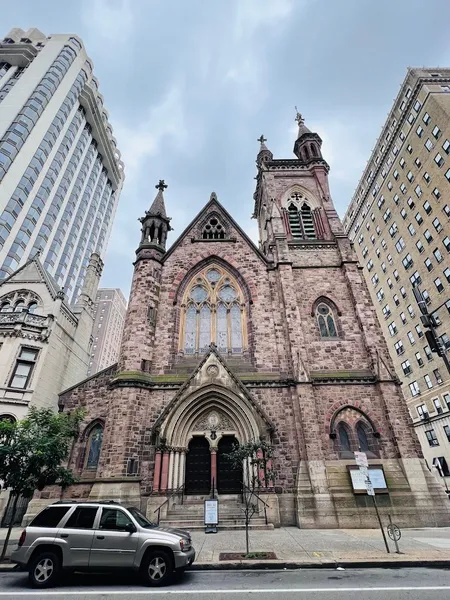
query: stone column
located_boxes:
[179,451,186,489]
[153,451,162,492]
[167,450,175,490]
[257,449,264,487]
[211,449,217,491]
[173,451,180,489]
[160,452,170,492]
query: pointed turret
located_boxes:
[137,180,172,257]
[256,134,273,167]
[293,109,328,169]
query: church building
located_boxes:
[28,115,450,528]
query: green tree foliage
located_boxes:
[0,407,84,560]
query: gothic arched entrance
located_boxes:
[218,435,242,494]
[185,437,211,494]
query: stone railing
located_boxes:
[0,311,48,328]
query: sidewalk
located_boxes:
[1,526,450,571]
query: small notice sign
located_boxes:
[365,478,375,496]
[204,499,218,533]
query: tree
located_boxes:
[0,407,84,561]
[225,439,275,555]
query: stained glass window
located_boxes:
[181,265,246,354]
[184,305,197,354]
[199,305,211,352]
[338,424,351,452]
[356,423,370,452]
[86,424,103,470]
[230,304,242,351]
[316,303,337,337]
[216,303,228,351]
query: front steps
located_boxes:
[159,494,274,531]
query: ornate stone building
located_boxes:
[29,116,450,528]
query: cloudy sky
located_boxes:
[3,0,450,296]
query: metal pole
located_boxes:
[372,495,390,553]
[388,514,401,554]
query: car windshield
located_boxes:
[127,507,156,528]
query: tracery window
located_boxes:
[316,303,337,337]
[202,216,226,240]
[0,291,41,314]
[181,265,246,354]
[86,423,103,470]
[287,196,316,239]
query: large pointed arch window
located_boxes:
[288,196,316,240]
[181,265,246,354]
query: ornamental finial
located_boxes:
[155,179,168,192]
[295,106,304,125]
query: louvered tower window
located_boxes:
[301,203,316,239]
[288,204,303,239]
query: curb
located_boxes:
[189,559,450,571]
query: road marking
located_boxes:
[0,587,450,595]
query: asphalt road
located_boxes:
[0,567,450,599]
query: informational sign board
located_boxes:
[348,466,388,493]
[204,499,218,533]
[354,451,369,468]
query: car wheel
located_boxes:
[141,549,174,586]
[28,551,61,589]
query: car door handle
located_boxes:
[60,534,69,538]
[97,535,105,540]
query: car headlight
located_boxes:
[179,538,185,551]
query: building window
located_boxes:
[417,403,428,419]
[400,286,407,298]
[316,303,338,338]
[338,423,351,452]
[415,240,424,253]
[202,215,226,240]
[433,217,442,232]
[434,368,443,384]
[382,304,391,318]
[400,312,407,325]
[400,183,407,194]
[424,374,433,389]
[393,294,400,306]
[415,324,424,338]
[415,212,423,225]
[86,424,103,470]
[415,352,423,366]
[402,253,413,270]
[388,322,397,336]
[432,125,441,139]
[425,429,439,446]
[9,347,38,389]
[394,340,404,355]
[424,345,433,361]
[444,237,450,252]
[423,172,431,184]
[407,144,413,153]
[423,112,431,125]
[425,139,434,151]
[444,425,450,442]
[377,289,385,301]
[395,237,406,252]
[410,381,420,397]
[181,265,245,354]
[401,360,412,375]
[408,223,416,236]
[410,271,422,286]
[424,229,433,243]
[444,267,450,283]
[434,277,444,293]
[444,205,450,218]
[416,125,424,138]
[407,331,416,345]
[425,258,433,271]
[401,208,407,220]
[415,185,423,197]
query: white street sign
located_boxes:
[354,451,368,468]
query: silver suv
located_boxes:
[11,501,195,589]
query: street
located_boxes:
[0,568,450,599]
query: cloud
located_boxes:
[81,0,135,43]
[234,0,294,39]
[113,84,187,185]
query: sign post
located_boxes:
[204,499,218,533]
[354,452,390,554]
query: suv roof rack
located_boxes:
[51,500,121,505]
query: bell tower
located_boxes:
[119,180,172,372]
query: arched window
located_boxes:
[316,303,337,337]
[0,302,12,313]
[356,422,370,452]
[287,197,316,240]
[86,424,103,470]
[338,423,351,452]
[28,302,38,313]
[14,300,25,312]
[0,414,16,424]
[181,265,246,354]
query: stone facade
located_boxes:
[30,120,450,528]
[0,253,102,523]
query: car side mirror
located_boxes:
[124,522,136,534]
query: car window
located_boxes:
[63,507,98,529]
[127,507,156,529]
[29,506,71,528]
[99,508,133,531]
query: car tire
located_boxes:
[28,551,61,589]
[141,549,174,586]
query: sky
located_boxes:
[3,0,450,297]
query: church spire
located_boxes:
[293,109,327,167]
[256,134,273,167]
[137,179,172,256]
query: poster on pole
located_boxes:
[365,478,375,496]
[204,499,218,533]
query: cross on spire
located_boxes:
[295,106,304,125]
[155,179,168,192]
[257,135,267,144]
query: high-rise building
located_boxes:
[88,288,127,376]
[0,28,124,303]
[343,68,450,480]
